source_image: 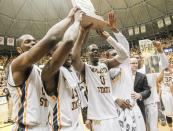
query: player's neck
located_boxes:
[89,61,98,66]
[63,65,71,70]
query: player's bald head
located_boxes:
[16,34,35,47]
[87,44,98,51]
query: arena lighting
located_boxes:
[157,19,164,28]
[128,28,134,36]
[140,25,146,33]
[164,16,171,26]
[134,26,140,35]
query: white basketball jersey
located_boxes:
[7,65,49,127]
[85,63,118,120]
[51,67,81,129]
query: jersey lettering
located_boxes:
[100,75,105,85]
[97,87,110,93]
[40,87,48,107]
[71,89,80,110]
[163,72,173,86]
[40,97,48,107]
[90,67,108,74]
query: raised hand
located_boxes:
[74,9,85,22]
[96,29,110,39]
[80,23,93,35]
[67,7,81,22]
[108,11,118,32]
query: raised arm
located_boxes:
[97,30,129,69]
[156,70,164,94]
[12,8,79,72]
[107,11,130,51]
[153,40,169,70]
[41,41,74,96]
[72,25,90,74]
[41,11,83,95]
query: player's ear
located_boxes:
[16,47,23,54]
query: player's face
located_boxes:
[88,45,99,63]
[130,58,138,72]
[20,35,36,52]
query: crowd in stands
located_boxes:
[0,56,8,69]
[0,70,7,96]
[130,37,173,56]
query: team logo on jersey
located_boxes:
[90,67,108,74]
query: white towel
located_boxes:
[117,107,137,131]
[60,66,88,108]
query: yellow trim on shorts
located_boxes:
[58,96,61,130]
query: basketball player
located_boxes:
[72,25,131,130]
[108,11,146,131]
[138,40,169,131]
[41,11,88,131]
[157,55,173,131]
[7,7,80,131]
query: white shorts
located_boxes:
[161,90,173,117]
[91,117,121,131]
[145,103,158,131]
[11,123,52,131]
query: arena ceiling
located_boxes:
[0,0,173,43]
